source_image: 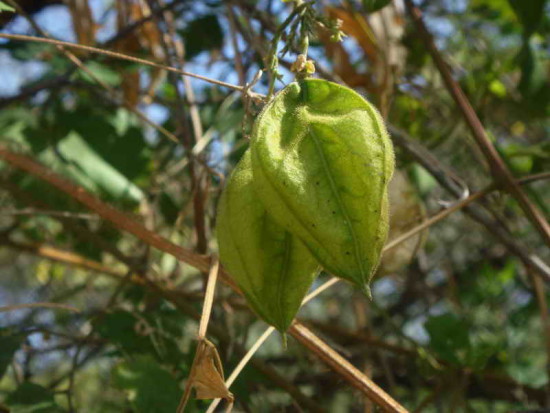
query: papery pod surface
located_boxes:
[250,78,394,293]
[216,151,320,333]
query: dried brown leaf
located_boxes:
[177,339,234,413]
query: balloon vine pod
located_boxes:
[250,78,395,296]
[216,151,320,333]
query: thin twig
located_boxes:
[0,33,248,94]
[206,326,276,413]
[0,238,125,277]
[0,208,97,220]
[157,1,209,254]
[177,257,222,413]
[0,302,80,313]
[198,258,220,339]
[227,5,246,87]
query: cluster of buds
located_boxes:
[291,54,316,74]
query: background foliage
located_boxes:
[0,0,549,411]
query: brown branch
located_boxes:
[0,148,210,272]
[290,322,408,413]
[0,177,138,271]
[1,239,124,278]
[0,146,404,411]
[404,0,550,248]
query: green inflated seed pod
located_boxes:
[216,151,320,333]
[250,78,395,295]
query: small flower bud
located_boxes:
[305,60,316,74]
[291,54,307,73]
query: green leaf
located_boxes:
[50,105,152,182]
[112,356,181,413]
[217,151,320,333]
[5,382,65,413]
[0,328,23,380]
[425,314,470,365]
[0,107,37,144]
[488,79,507,98]
[410,163,437,196]
[181,15,223,59]
[500,143,534,174]
[517,38,549,103]
[471,0,518,26]
[95,309,184,364]
[41,132,144,203]
[0,1,15,12]
[250,79,394,293]
[159,191,180,225]
[0,40,54,61]
[95,311,156,356]
[77,61,122,86]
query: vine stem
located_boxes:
[177,258,223,413]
